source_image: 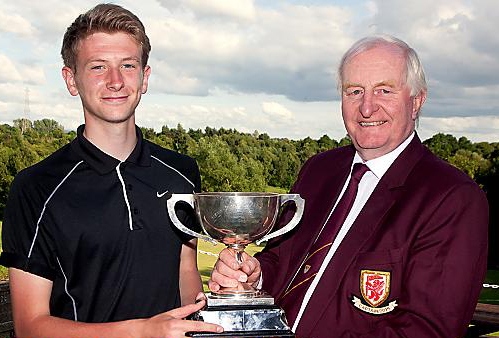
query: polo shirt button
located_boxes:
[133,208,139,215]
[127,184,133,191]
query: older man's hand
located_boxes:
[208,248,262,292]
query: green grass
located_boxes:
[265,186,288,194]
[479,269,499,305]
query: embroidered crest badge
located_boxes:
[351,270,398,315]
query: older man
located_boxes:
[209,35,489,338]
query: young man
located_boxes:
[209,35,489,337]
[0,4,222,337]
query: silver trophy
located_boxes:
[167,192,304,337]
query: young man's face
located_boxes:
[62,32,151,125]
[341,45,425,160]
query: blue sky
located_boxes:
[0,0,498,142]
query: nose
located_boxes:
[360,91,378,117]
[106,67,124,91]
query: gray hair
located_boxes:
[337,35,427,97]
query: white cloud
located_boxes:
[150,60,207,96]
[20,65,46,86]
[419,116,499,142]
[0,55,23,83]
[136,101,250,132]
[0,0,497,143]
[0,10,35,36]
[158,0,256,21]
[261,101,294,120]
[146,2,350,101]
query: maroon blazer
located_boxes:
[256,135,489,338]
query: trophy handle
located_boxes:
[166,194,218,244]
[255,194,304,245]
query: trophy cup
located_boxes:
[167,192,304,337]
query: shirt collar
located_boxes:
[71,124,151,175]
[353,132,415,179]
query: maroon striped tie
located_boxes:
[278,163,370,326]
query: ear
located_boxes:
[61,66,79,96]
[411,90,427,119]
[141,65,151,94]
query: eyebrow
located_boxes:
[343,80,397,89]
[342,82,361,89]
[86,56,141,64]
[121,57,141,63]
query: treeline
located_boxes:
[1,118,499,220]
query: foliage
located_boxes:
[1,119,499,221]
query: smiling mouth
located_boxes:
[102,96,128,103]
[359,121,386,127]
[104,95,127,99]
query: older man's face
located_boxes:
[341,45,425,161]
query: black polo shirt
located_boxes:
[0,125,201,322]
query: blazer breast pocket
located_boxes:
[346,247,404,316]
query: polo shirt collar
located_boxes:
[72,124,151,175]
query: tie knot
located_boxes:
[351,163,370,182]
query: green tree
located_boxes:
[13,118,33,134]
[141,127,157,141]
[297,137,319,163]
[317,135,338,152]
[449,149,491,180]
[33,119,64,135]
[188,136,266,192]
[457,136,473,151]
[423,133,459,161]
[338,135,352,147]
[0,148,15,218]
[473,142,497,160]
[2,118,499,222]
[269,141,301,189]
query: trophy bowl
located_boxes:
[167,192,304,337]
[195,192,281,247]
[167,192,304,297]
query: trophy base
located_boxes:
[186,330,294,337]
[186,304,294,338]
[207,291,275,306]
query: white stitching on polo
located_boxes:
[151,155,195,188]
[57,256,78,321]
[116,162,133,231]
[28,161,84,259]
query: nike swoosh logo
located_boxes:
[156,190,169,198]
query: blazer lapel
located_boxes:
[279,151,353,298]
[299,183,397,334]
